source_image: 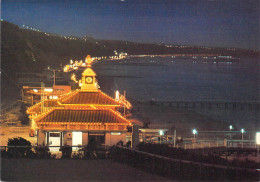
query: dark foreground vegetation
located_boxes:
[1,138,259,181]
[1,137,116,159]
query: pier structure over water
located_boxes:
[151,100,260,110]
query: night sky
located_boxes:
[2,0,259,50]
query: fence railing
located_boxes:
[165,139,257,149]
[111,146,260,181]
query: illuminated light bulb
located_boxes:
[115,90,120,101]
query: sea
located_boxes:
[94,57,259,130]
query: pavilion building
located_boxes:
[27,55,141,149]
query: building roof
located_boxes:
[59,91,121,106]
[27,90,123,115]
[27,100,63,114]
[36,109,131,125]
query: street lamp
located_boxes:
[159,130,164,144]
[229,125,233,140]
[241,128,245,148]
[256,132,260,163]
[192,129,197,140]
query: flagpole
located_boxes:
[124,90,126,116]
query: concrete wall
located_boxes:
[105,132,126,146]
[63,131,88,146]
[82,132,88,146]
[64,132,72,146]
[38,130,127,147]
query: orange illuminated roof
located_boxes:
[60,91,121,106]
[44,100,60,107]
[36,109,131,125]
[27,100,62,114]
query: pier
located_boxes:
[151,100,260,110]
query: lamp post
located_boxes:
[241,129,245,148]
[159,130,164,144]
[229,125,233,147]
[229,125,233,139]
[256,132,260,163]
[192,129,197,140]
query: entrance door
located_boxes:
[88,132,105,146]
[72,132,82,151]
[49,132,61,152]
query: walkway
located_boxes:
[1,159,174,181]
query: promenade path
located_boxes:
[1,159,174,182]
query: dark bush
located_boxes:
[126,141,131,148]
[116,141,124,146]
[60,146,72,159]
[72,150,84,159]
[1,149,8,158]
[7,137,34,158]
[34,146,51,159]
[85,138,98,159]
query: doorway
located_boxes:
[72,131,83,151]
[48,132,61,152]
[88,132,105,146]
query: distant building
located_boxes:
[22,85,71,105]
[27,55,142,150]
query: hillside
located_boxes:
[1,20,259,76]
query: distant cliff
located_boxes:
[1,20,259,76]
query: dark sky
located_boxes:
[2,0,259,50]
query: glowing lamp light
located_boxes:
[229,125,233,130]
[159,130,164,136]
[33,89,38,92]
[241,128,245,133]
[50,96,58,100]
[111,132,121,135]
[192,129,197,135]
[115,90,120,101]
[44,88,53,92]
[256,132,260,145]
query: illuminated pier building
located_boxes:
[27,55,141,149]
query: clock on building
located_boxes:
[85,76,93,84]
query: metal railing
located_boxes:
[112,146,260,181]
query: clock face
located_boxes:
[85,76,93,84]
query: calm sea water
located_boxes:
[93,57,259,129]
[95,57,259,102]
